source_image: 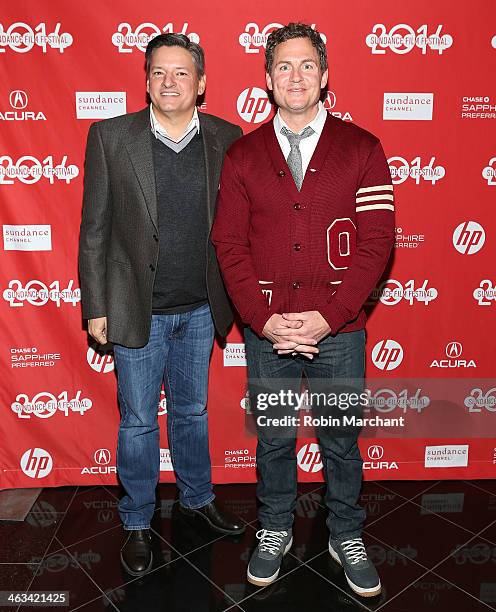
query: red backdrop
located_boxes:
[1,0,495,489]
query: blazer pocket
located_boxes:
[107,258,132,269]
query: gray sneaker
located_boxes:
[328,537,381,597]
[247,529,293,586]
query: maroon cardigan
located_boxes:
[211,114,395,337]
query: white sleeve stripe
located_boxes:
[356,203,395,212]
[356,184,394,195]
[356,194,394,203]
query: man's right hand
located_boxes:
[88,317,108,345]
[262,314,319,358]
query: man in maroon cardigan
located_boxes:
[212,23,394,596]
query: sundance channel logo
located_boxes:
[383,93,434,121]
[75,92,126,119]
[425,445,469,468]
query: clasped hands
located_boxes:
[262,311,331,360]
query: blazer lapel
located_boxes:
[125,108,158,231]
[199,114,222,227]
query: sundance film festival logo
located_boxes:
[239,22,326,54]
[11,390,93,419]
[87,345,114,373]
[0,155,79,185]
[452,221,485,255]
[473,280,496,306]
[366,23,453,55]
[323,91,353,122]
[237,88,271,124]
[366,387,430,414]
[297,443,323,473]
[482,157,496,185]
[3,279,80,307]
[388,156,445,185]
[430,342,476,369]
[20,448,53,478]
[0,22,72,53]
[368,279,438,306]
[368,543,417,566]
[464,387,496,412]
[383,93,434,121]
[371,340,404,371]
[111,23,199,53]
[35,550,101,574]
[0,90,46,121]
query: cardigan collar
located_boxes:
[262,110,335,200]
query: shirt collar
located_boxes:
[149,104,200,142]
[274,100,327,137]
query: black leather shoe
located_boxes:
[179,500,246,535]
[120,529,153,576]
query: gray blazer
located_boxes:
[78,107,242,348]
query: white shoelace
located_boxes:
[340,538,368,564]
[256,529,288,555]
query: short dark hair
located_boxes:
[145,33,205,78]
[265,22,327,74]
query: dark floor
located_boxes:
[1,480,496,611]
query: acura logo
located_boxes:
[368,445,384,460]
[445,342,462,359]
[324,90,337,110]
[94,448,111,465]
[10,90,28,110]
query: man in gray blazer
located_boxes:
[79,33,245,577]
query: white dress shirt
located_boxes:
[149,105,200,152]
[273,101,328,177]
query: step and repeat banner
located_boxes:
[1,0,495,488]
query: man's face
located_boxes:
[266,37,328,115]
[146,45,206,117]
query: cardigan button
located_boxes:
[278,170,286,177]
[153,234,158,242]
[149,264,155,272]
[292,281,301,289]
[293,243,301,251]
[293,203,301,210]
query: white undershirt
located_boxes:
[149,104,200,143]
[273,101,328,178]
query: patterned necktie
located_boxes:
[280,125,315,190]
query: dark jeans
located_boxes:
[113,304,215,530]
[244,326,367,541]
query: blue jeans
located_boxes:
[113,304,215,530]
[244,327,366,541]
